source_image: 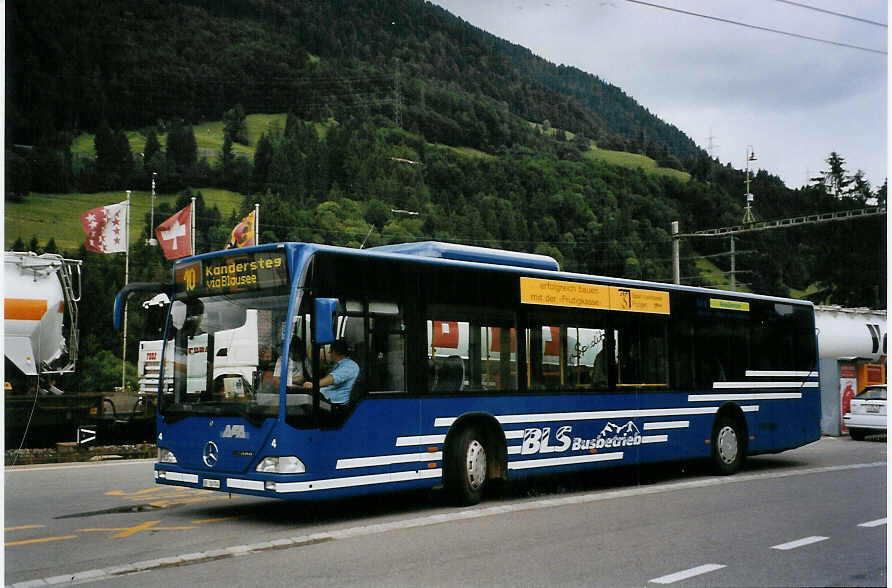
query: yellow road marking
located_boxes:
[149,493,238,508]
[113,520,159,538]
[106,487,167,497]
[6,534,77,547]
[76,521,196,538]
[191,516,237,524]
[5,524,45,532]
[107,486,237,508]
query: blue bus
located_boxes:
[117,241,821,505]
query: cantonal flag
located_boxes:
[224,209,256,249]
[155,203,193,260]
[80,200,129,253]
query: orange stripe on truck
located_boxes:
[4,298,48,320]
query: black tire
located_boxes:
[711,417,745,475]
[849,428,867,441]
[446,427,488,506]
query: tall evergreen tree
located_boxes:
[223,104,248,144]
[165,120,198,187]
[143,128,161,173]
[252,132,273,191]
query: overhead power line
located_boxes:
[676,206,887,238]
[624,0,887,55]
[774,0,887,28]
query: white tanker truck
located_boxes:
[815,305,886,361]
[4,251,96,449]
[814,305,886,436]
[4,251,82,379]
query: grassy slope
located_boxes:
[583,145,690,182]
[529,122,689,182]
[22,114,693,255]
[71,114,289,162]
[693,258,753,293]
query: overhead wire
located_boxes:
[773,0,887,28]
[623,0,887,55]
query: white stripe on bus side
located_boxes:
[641,435,669,444]
[712,382,818,389]
[394,435,447,446]
[643,420,690,430]
[507,452,624,470]
[275,468,442,493]
[691,392,803,401]
[745,370,817,378]
[336,452,443,470]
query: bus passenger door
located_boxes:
[615,314,670,466]
[319,302,420,481]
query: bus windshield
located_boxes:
[159,289,290,423]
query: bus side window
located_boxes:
[428,320,468,393]
[527,313,609,391]
[369,314,406,393]
[693,321,749,387]
[577,327,608,389]
[616,315,669,388]
[343,301,407,395]
[427,307,517,393]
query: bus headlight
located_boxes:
[256,456,305,474]
[158,448,178,464]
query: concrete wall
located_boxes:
[819,358,841,436]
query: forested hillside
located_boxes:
[5,0,886,392]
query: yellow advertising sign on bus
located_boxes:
[520,277,669,314]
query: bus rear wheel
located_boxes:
[711,417,744,475]
[446,427,488,505]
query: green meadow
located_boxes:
[583,144,690,182]
[71,114,289,162]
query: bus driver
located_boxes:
[303,339,359,405]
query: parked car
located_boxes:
[844,384,886,440]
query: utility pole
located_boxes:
[122,190,131,392]
[729,236,736,291]
[743,146,757,225]
[671,221,680,285]
[147,172,158,246]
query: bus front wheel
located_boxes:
[711,417,744,475]
[446,427,488,505]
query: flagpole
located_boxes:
[254,202,260,245]
[121,190,131,392]
[191,196,196,255]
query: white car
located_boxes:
[844,384,886,440]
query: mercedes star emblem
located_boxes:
[203,441,219,468]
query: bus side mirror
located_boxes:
[314,298,339,345]
[114,282,165,332]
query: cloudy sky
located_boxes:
[434,0,887,191]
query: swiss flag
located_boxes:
[155,203,193,260]
[80,200,129,253]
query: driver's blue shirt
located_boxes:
[321,357,359,404]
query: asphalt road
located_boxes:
[5,435,886,587]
